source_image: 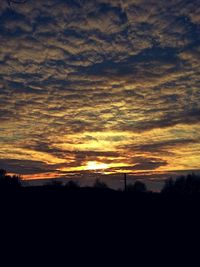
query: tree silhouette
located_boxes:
[0,169,21,190]
[0,169,7,177]
[49,179,63,188]
[174,176,186,194]
[93,179,108,189]
[65,180,80,189]
[161,178,174,194]
[161,174,200,194]
[185,173,200,194]
[127,181,147,193]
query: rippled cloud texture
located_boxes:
[0,0,200,187]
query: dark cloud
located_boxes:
[107,156,168,171]
[0,158,57,174]
[119,138,197,155]
[0,0,200,181]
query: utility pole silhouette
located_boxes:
[124,173,127,192]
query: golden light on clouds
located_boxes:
[0,0,200,187]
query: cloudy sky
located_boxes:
[0,0,200,188]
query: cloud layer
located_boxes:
[0,0,200,186]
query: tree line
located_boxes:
[1,168,200,194]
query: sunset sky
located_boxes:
[0,0,200,188]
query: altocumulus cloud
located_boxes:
[0,0,200,186]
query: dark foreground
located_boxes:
[1,187,200,265]
[1,186,200,224]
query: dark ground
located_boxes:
[0,187,199,265]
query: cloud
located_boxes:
[0,158,56,174]
[0,0,200,183]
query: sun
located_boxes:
[85,161,109,171]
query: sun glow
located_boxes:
[85,161,109,171]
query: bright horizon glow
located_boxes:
[85,161,109,171]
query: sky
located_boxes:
[0,0,200,189]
